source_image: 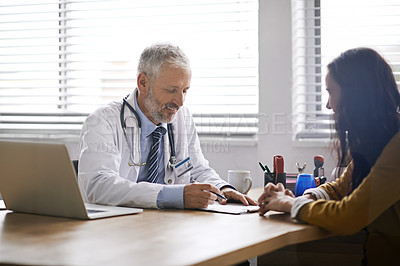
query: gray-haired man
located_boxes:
[78,43,257,209]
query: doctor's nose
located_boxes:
[175,91,185,107]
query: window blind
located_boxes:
[292,0,400,140]
[0,0,259,140]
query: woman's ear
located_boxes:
[137,72,149,94]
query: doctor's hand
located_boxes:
[219,187,258,206]
[258,183,295,216]
[183,183,219,209]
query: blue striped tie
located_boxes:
[147,127,164,183]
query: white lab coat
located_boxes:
[78,92,229,208]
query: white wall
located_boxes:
[200,0,336,188]
[67,0,337,189]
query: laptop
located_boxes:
[0,141,143,219]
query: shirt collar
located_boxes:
[133,89,167,138]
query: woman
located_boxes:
[258,47,400,265]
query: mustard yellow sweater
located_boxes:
[297,131,400,265]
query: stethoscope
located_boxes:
[120,95,176,171]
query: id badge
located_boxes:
[174,157,193,178]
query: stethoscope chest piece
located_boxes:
[167,156,177,171]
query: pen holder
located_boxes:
[264,172,275,186]
[276,172,286,188]
[264,172,286,188]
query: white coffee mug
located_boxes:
[228,170,253,194]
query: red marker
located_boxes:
[275,156,284,174]
[273,155,284,184]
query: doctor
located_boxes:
[78,43,257,209]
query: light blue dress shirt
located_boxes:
[134,93,185,208]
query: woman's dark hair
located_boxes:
[328,47,400,191]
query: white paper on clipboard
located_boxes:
[201,202,259,215]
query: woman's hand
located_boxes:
[258,183,295,216]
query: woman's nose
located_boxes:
[326,100,331,110]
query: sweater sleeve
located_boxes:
[290,165,352,219]
[317,162,353,201]
[296,133,400,235]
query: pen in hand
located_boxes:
[209,191,227,201]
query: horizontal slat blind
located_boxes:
[292,0,400,140]
[0,0,258,140]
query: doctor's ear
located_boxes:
[137,73,150,92]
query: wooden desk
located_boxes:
[0,188,331,266]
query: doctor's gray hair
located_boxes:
[137,43,190,80]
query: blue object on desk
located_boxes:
[295,174,316,197]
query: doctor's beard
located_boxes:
[143,86,179,124]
